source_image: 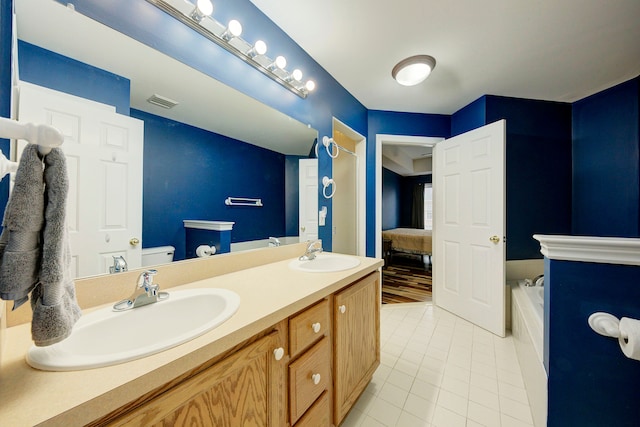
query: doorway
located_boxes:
[331,119,365,255]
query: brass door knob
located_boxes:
[489,235,500,244]
[129,237,140,246]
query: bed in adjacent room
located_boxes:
[381,228,432,266]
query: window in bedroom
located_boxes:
[424,184,433,230]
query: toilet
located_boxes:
[141,246,175,267]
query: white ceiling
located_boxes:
[249,0,640,115]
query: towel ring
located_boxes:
[315,136,340,159]
[322,176,336,199]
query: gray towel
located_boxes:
[0,144,44,309]
[30,147,81,346]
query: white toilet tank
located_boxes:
[141,246,175,266]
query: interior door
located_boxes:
[16,82,143,277]
[298,158,318,242]
[433,120,506,337]
[332,149,357,255]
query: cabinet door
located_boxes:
[333,272,381,425]
[110,332,281,426]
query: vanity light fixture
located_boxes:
[246,40,267,58]
[189,0,213,22]
[221,19,242,41]
[146,0,316,98]
[392,55,436,86]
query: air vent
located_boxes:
[147,94,179,109]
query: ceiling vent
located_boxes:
[147,94,179,109]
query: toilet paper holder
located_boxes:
[588,312,626,338]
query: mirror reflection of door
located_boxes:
[298,159,318,242]
[16,82,144,278]
[332,130,358,255]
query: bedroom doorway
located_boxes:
[376,134,442,304]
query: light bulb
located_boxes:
[270,55,286,70]
[292,69,303,81]
[190,0,213,22]
[305,80,316,91]
[252,40,267,56]
[222,19,242,40]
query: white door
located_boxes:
[17,82,144,278]
[433,120,506,337]
[298,158,318,242]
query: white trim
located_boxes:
[533,234,640,266]
[375,134,443,258]
[183,220,235,231]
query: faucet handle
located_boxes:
[137,269,158,288]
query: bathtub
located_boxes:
[230,236,300,252]
[511,280,547,427]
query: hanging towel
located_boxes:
[0,144,44,309]
[30,147,81,346]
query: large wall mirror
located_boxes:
[13,0,318,278]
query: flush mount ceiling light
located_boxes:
[146,0,316,98]
[392,55,436,86]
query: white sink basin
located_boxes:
[26,288,240,371]
[289,253,361,273]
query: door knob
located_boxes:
[129,237,140,246]
[489,235,500,244]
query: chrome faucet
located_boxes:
[299,239,323,261]
[113,269,169,311]
[109,255,128,273]
[269,237,281,247]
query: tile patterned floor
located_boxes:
[341,302,535,427]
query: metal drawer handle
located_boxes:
[312,373,321,385]
[311,322,321,333]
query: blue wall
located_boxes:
[545,258,640,426]
[382,167,402,230]
[17,41,131,114]
[133,109,289,260]
[572,77,640,237]
[0,0,11,221]
[451,95,573,260]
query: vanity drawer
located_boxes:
[294,390,331,427]
[289,299,330,357]
[289,337,331,424]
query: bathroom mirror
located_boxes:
[14,0,318,276]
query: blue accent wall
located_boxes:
[572,77,640,236]
[451,96,486,137]
[18,41,131,115]
[451,95,573,260]
[486,96,573,260]
[545,258,640,426]
[133,109,287,261]
[382,167,402,230]
[0,0,11,221]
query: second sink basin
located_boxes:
[26,288,240,371]
[289,253,361,273]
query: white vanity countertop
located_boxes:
[0,254,383,426]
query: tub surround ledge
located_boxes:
[0,244,383,426]
[533,234,640,265]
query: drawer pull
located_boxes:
[311,373,321,385]
[273,347,285,361]
[338,304,346,314]
[311,322,321,333]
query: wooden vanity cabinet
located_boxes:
[333,272,380,425]
[106,323,287,427]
